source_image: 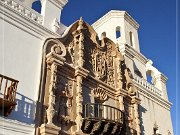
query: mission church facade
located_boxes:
[0,0,173,135]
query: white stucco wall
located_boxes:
[0,17,43,124]
[133,58,147,79]
[0,0,65,133]
[139,93,173,135]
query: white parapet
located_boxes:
[0,0,43,24]
[133,74,163,97]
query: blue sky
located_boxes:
[33,0,178,134]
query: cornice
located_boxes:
[124,11,140,30]
[119,44,148,64]
[48,0,68,9]
[153,73,168,83]
[92,10,140,30]
[75,66,89,78]
[0,117,34,134]
[0,1,60,40]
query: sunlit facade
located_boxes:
[0,0,173,135]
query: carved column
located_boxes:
[116,59,123,89]
[46,63,57,124]
[131,96,141,135]
[39,63,60,135]
[39,42,66,135]
[115,51,124,90]
[74,67,89,134]
[77,33,84,67]
[73,17,85,68]
[75,75,83,132]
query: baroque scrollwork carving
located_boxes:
[51,43,66,57]
[93,87,108,101]
[90,40,121,87]
[42,18,142,134]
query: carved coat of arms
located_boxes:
[92,50,107,79]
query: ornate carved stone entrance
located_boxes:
[35,17,141,135]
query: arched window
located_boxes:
[146,70,153,84]
[32,0,42,13]
[116,26,121,39]
[101,32,106,39]
[129,31,135,47]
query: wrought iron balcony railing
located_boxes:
[0,74,19,116]
[82,103,126,135]
[83,103,124,123]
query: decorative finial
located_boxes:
[77,17,84,30]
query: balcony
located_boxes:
[0,74,19,116]
[81,103,126,135]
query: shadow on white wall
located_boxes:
[8,92,36,124]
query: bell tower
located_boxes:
[92,10,140,52]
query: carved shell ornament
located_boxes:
[51,43,66,57]
[93,87,108,101]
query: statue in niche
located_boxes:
[68,42,75,64]
[58,82,73,124]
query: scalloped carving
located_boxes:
[93,87,108,101]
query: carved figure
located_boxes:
[5,82,16,101]
[61,84,73,107]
